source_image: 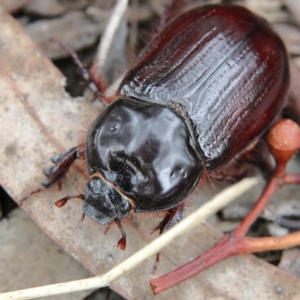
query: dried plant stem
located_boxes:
[240,232,300,254]
[0,177,258,300]
[150,230,300,295]
[95,0,128,70]
[235,176,278,238]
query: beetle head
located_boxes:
[83,175,132,225]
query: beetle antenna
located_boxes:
[55,194,85,208]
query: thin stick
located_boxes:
[95,0,128,71]
[0,177,258,300]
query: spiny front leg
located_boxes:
[152,206,185,235]
[42,144,85,187]
[21,144,85,202]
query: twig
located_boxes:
[150,229,300,295]
[94,0,128,71]
[0,177,259,300]
[239,232,300,253]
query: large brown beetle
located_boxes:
[28,4,289,247]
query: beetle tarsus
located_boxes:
[117,237,126,251]
[114,218,127,250]
[51,38,107,105]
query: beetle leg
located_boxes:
[210,164,256,184]
[42,144,85,188]
[102,219,127,250]
[152,206,184,235]
[20,145,85,203]
[114,218,127,250]
[151,206,184,271]
[52,39,108,105]
[152,253,161,273]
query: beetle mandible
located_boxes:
[28,4,289,247]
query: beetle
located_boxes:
[29,4,289,247]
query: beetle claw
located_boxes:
[50,154,61,164]
[43,166,58,177]
[114,218,127,250]
[117,237,126,251]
